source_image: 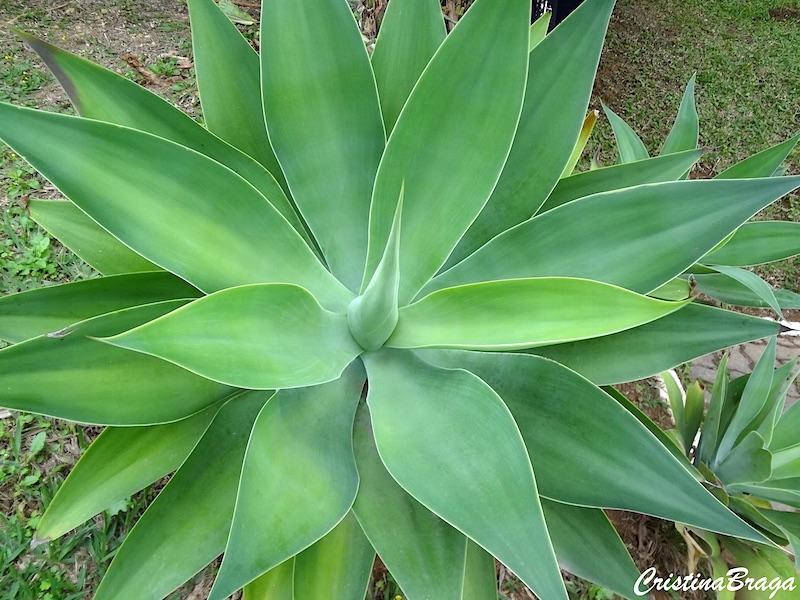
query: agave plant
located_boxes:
[1,0,800,597]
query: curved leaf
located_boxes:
[561,110,598,177]
[101,284,362,391]
[692,273,800,309]
[365,0,530,303]
[531,303,782,385]
[716,132,800,179]
[259,0,385,290]
[0,271,199,344]
[390,278,686,351]
[0,301,235,425]
[371,0,446,132]
[529,11,551,50]
[243,561,294,600]
[703,221,800,266]
[706,265,782,318]
[660,74,699,156]
[94,391,269,600]
[461,541,498,600]
[363,350,566,600]
[450,0,615,263]
[716,431,772,485]
[210,366,364,599]
[29,199,158,275]
[0,103,349,309]
[602,102,649,163]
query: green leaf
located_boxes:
[429,178,800,296]
[29,199,158,275]
[537,150,702,214]
[531,303,782,385]
[94,391,269,600]
[542,500,639,599]
[650,277,691,301]
[243,560,293,600]
[188,0,286,186]
[660,74,699,156]
[716,133,800,179]
[0,301,234,425]
[703,221,800,266]
[693,273,800,309]
[461,541,498,600]
[723,538,799,600]
[352,402,468,600]
[363,350,566,600]
[602,102,649,163]
[19,32,303,238]
[561,110,598,177]
[422,351,766,543]
[529,11,551,51]
[450,0,615,264]
[390,278,686,351]
[259,0,385,291]
[371,0,446,132]
[0,272,199,344]
[210,366,364,599]
[35,404,219,542]
[707,265,782,318]
[102,284,361,390]
[684,381,705,453]
[698,354,730,466]
[729,479,800,509]
[660,370,686,443]
[772,382,800,453]
[292,512,375,600]
[755,360,800,447]
[716,431,772,485]
[0,103,348,309]
[365,0,530,303]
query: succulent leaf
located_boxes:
[716,132,800,179]
[707,264,783,318]
[602,101,650,164]
[528,10,551,51]
[703,221,800,266]
[660,74,699,156]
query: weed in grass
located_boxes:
[148,57,180,78]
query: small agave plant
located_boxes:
[1,0,799,597]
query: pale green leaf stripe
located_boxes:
[35,404,220,542]
[450,0,615,265]
[365,0,530,303]
[210,366,364,599]
[429,178,800,297]
[0,104,350,310]
[292,512,375,600]
[94,391,269,600]
[364,350,567,600]
[602,102,649,163]
[102,284,362,391]
[371,0,446,132]
[716,132,800,179]
[188,0,287,188]
[537,150,702,214]
[353,403,468,600]
[0,271,198,344]
[260,0,385,291]
[0,301,235,426]
[703,221,800,266]
[30,199,158,275]
[707,265,782,317]
[390,278,686,351]
[461,541,498,600]
[693,273,800,309]
[660,74,699,156]
[243,560,294,600]
[424,351,765,543]
[542,500,639,600]
[529,11,551,51]
[19,32,305,239]
[531,303,781,385]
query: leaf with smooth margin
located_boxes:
[542,500,639,599]
[693,273,800,309]
[353,402,467,600]
[363,350,567,600]
[0,103,349,309]
[210,365,364,599]
[660,75,698,156]
[35,405,219,542]
[716,133,800,179]
[661,370,686,441]
[650,277,691,301]
[19,33,304,238]
[0,272,199,344]
[292,512,375,600]
[707,265,782,318]
[768,443,800,480]
[259,0,385,291]
[365,0,530,303]
[429,178,800,296]
[421,350,765,542]
[531,303,781,385]
[450,0,615,264]
[537,150,702,214]
[29,199,158,275]
[716,431,772,485]
[93,391,269,600]
[371,0,446,132]
[703,222,800,266]
[729,479,800,509]
[684,381,705,453]
[561,110,598,177]
[187,0,286,186]
[602,102,649,163]
[461,541,498,600]
[698,354,730,466]
[772,392,800,453]
[391,278,685,351]
[101,284,361,391]
[529,11,551,51]
[0,301,234,425]
[715,337,777,465]
[243,560,293,600]
[757,509,800,570]
[754,360,800,447]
